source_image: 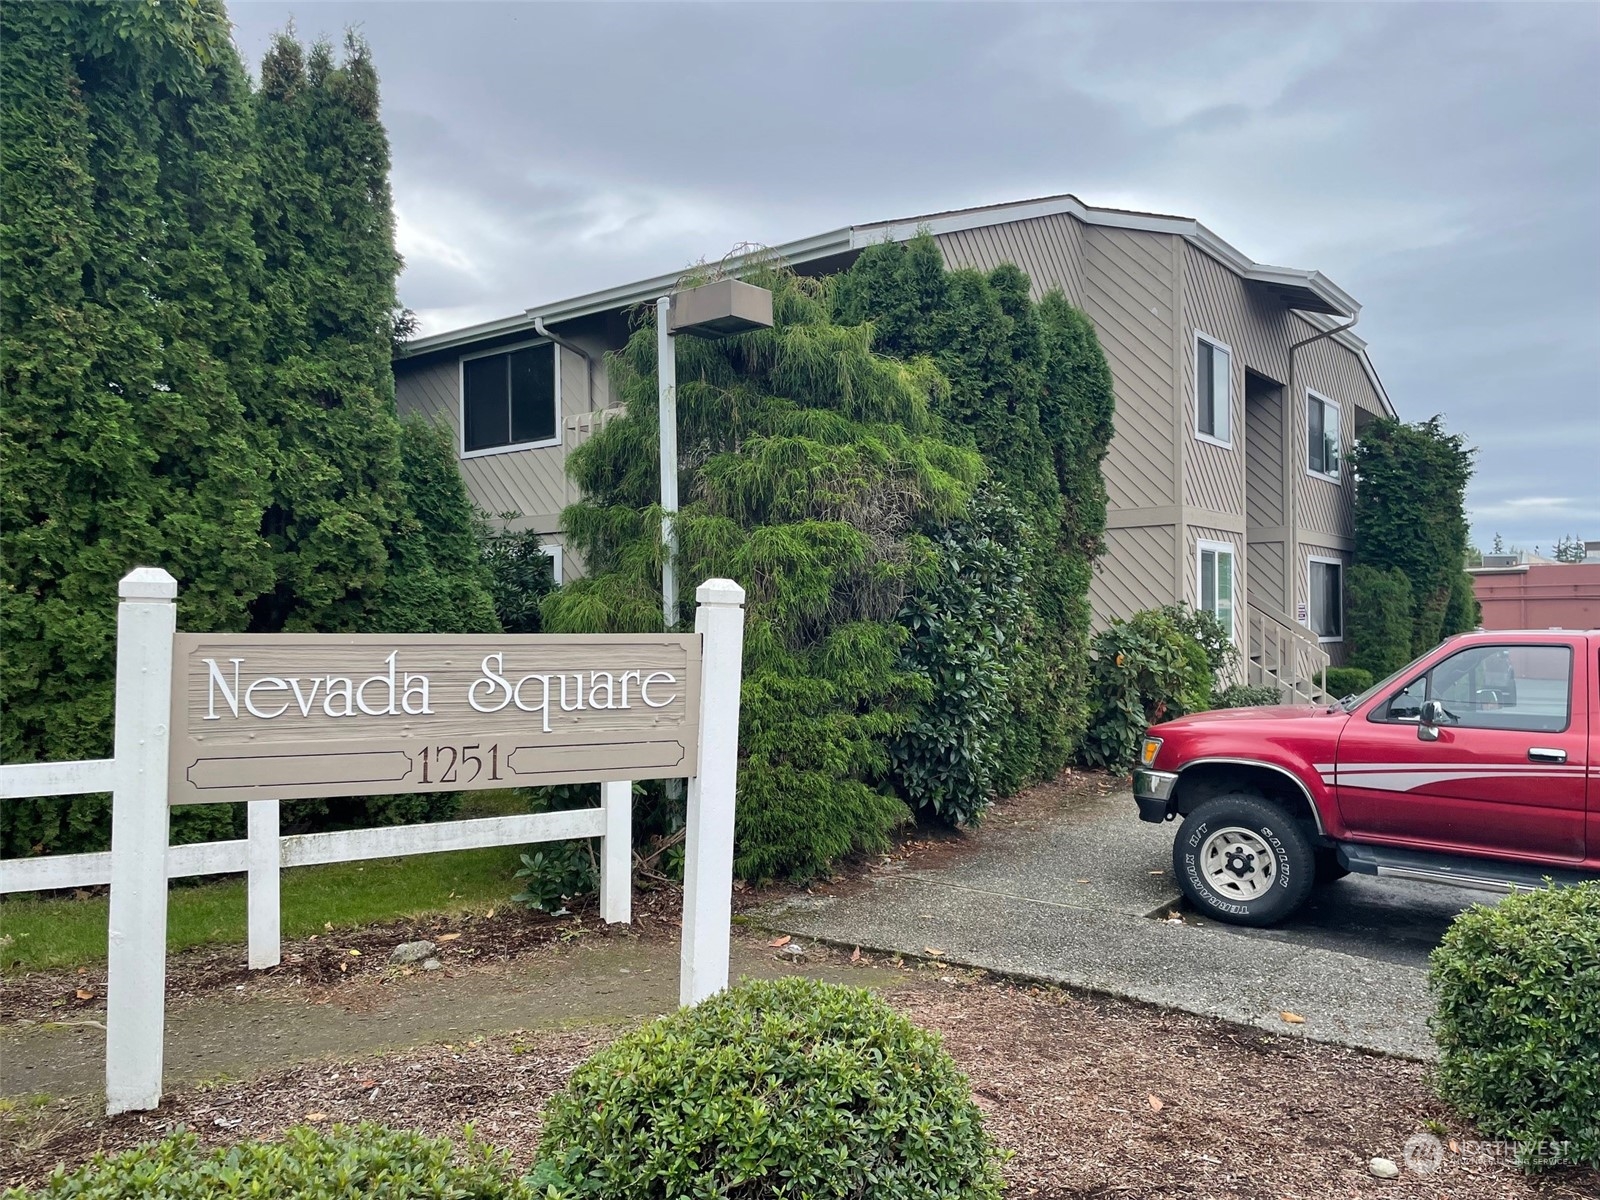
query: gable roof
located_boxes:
[398,192,1393,416]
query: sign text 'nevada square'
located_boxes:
[168,633,701,803]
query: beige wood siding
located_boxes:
[394,344,592,537]
[1245,381,1287,615]
[1092,525,1175,628]
[934,212,1087,306]
[1081,226,1180,514]
[1079,225,1184,627]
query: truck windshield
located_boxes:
[1338,648,1439,712]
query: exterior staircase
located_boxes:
[1246,605,1331,705]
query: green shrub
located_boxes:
[1319,666,1373,698]
[1078,609,1212,769]
[1428,884,1600,1170]
[8,1124,532,1198]
[1346,564,1415,678]
[511,843,597,913]
[1209,684,1282,709]
[531,976,1005,1199]
[891,492,1029,826]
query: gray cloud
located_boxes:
[229,0,1600,549]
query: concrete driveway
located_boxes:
[760,778,1482,1060]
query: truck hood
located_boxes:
[1157,704,1344,728]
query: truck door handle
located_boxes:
[1528,747,1566,764]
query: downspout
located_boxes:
[532,316,596,412]
[1284,313,1358,687]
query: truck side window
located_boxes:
[1376,645,1572,733]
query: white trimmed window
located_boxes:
[542,544,563,585]
[1197,540,1236,639]
[1195,333,1232,446]
[461,341,559,456]
[1307,390,1341,479]
[1308,556,1343,642]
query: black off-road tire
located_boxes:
[1174,793,1316,927]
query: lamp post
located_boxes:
[655,279,774,628]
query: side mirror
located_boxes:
[1418,698,1446,741]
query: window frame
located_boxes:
[1367,642,1574,734]
[1305,388,1342,482]
[1194,331,1234,449]
[1306,554,1344,644]
[1196,538,1238,642]
[542,544,563,585]
[458,339,563,460]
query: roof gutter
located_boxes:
[532,316,596,413]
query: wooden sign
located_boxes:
[168,633,701,804]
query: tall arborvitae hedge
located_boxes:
[0,6,494,856]
[836,235,1115,796]
[544,267,983,880]
[1350,416,1477,658]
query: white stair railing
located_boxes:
[1245,606,1330,705]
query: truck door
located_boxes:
[1336,641,1587,862]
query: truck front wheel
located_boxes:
[1174,794,1315,926]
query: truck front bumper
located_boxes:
[1133,769,1179,822]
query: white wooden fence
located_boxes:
[0,569,746,1115]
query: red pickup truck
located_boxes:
[1134,629,1599,925]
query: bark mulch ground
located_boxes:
[3,966,1592,1199]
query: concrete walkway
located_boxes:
[761,782,1459,1060]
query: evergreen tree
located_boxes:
[544,266,982,880]
[2,10,495,855]
[1350,416,1477,654]
[836,235,1115,795]
[1,0,273,854]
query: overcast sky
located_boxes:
[229,1,1599,551]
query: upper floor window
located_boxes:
[461,342,558,456]
[1307,390,1340,479]
[1195,333,1232,446]
[1197,539,1236,639]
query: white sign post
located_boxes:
[0,569,746,1115]
[104,568,179,1115]
[679,579,747,1005]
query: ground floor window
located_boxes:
[1308,556,1343,641]
[1197,540,1236,639]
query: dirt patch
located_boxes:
[4,968,1590,1199]
[0,886,684,1026]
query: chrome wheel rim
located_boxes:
[1199,826,1278,902]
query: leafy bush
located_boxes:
[531,975,1004,1198]
[1428,884,1600,1170]
[1159,604,1237,679]
[481,518,558,634]
[512,843,598,913]
[891,492,1029,826]
[1347,564,1415,678]
[1209,684,1282,709]
[1078,609,1211,769]
[1319,666,1373,698]
[8,1124,532,1198]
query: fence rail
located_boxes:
[0,805,614,895]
